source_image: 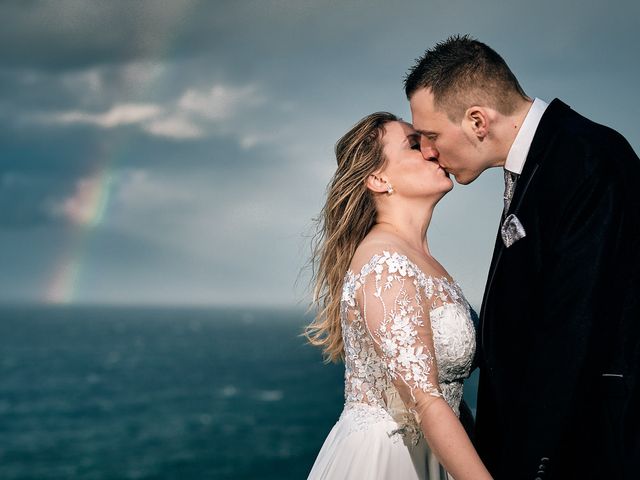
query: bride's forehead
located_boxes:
[384,120,416,139]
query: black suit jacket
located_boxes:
[475,99,640,480]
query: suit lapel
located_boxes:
[479,99,572,345]
[479,162,540,332]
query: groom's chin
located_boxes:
[452,170,481,185]
[453,174,474,185]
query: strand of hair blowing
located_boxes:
[304,112,397,363]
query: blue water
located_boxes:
[0,305,478,479]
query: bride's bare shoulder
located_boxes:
[349,231,406,272]
[349,231,454,283]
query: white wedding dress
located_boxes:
[308,251,476,480]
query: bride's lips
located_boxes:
[437,165,451,177]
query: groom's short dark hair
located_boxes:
[404,35,528,121]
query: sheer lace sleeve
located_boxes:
[355,251,446,421]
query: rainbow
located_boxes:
[43,3,198,304]
[45,167,115,304]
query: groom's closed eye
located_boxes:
[417,130,438,142]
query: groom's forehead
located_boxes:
[410,88,437,109]
[412,116,440,133]
[411,106,449,132]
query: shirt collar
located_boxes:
[504,97,549,175]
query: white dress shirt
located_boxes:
[504,97,549,175]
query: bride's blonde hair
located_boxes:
[305,112,398,362]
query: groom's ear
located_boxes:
[463,106,489,139]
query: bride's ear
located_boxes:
[366,172,389,194]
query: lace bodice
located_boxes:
[339,251,476,444]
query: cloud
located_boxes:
[1,0,638,306]
[45,167,198,230]
[28,81,271,143]
[143,83,267,140]
[178,84,265,121]
[43,103,162,128]
[0,1,202,70]
[113,168,195,210]
[239,133,277,150]
[53,61,167,105]
[143,115,203,139]
[48,175,105,226]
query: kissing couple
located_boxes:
[305,35,640,479]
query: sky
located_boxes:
[1,0,638,308]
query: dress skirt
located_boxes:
[307,403,453,480]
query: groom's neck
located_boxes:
[495,97,534,167]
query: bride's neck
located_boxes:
[373,204,434,257]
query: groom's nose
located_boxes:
[420,138,439,161]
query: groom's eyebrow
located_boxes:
[416,130,439,141]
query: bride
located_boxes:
[305,112,492,479]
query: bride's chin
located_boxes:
[437,177,454,193]
[432,184,453,198]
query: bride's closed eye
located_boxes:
[406,132,421,151]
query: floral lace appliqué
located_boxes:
[339,251,476,443]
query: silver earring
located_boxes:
[386,181,394,194]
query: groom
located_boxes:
[404,35,640,479]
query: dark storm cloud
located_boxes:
[0,113,291,231]
[0,0,639,305]
[0,0,361,74]
[2,1,639,83]
[0,0,202,70]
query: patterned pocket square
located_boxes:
[501,213,526,248]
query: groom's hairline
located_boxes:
[404,36,528,121]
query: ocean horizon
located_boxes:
[0,304,478,479]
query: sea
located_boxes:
[0,305,478,479]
